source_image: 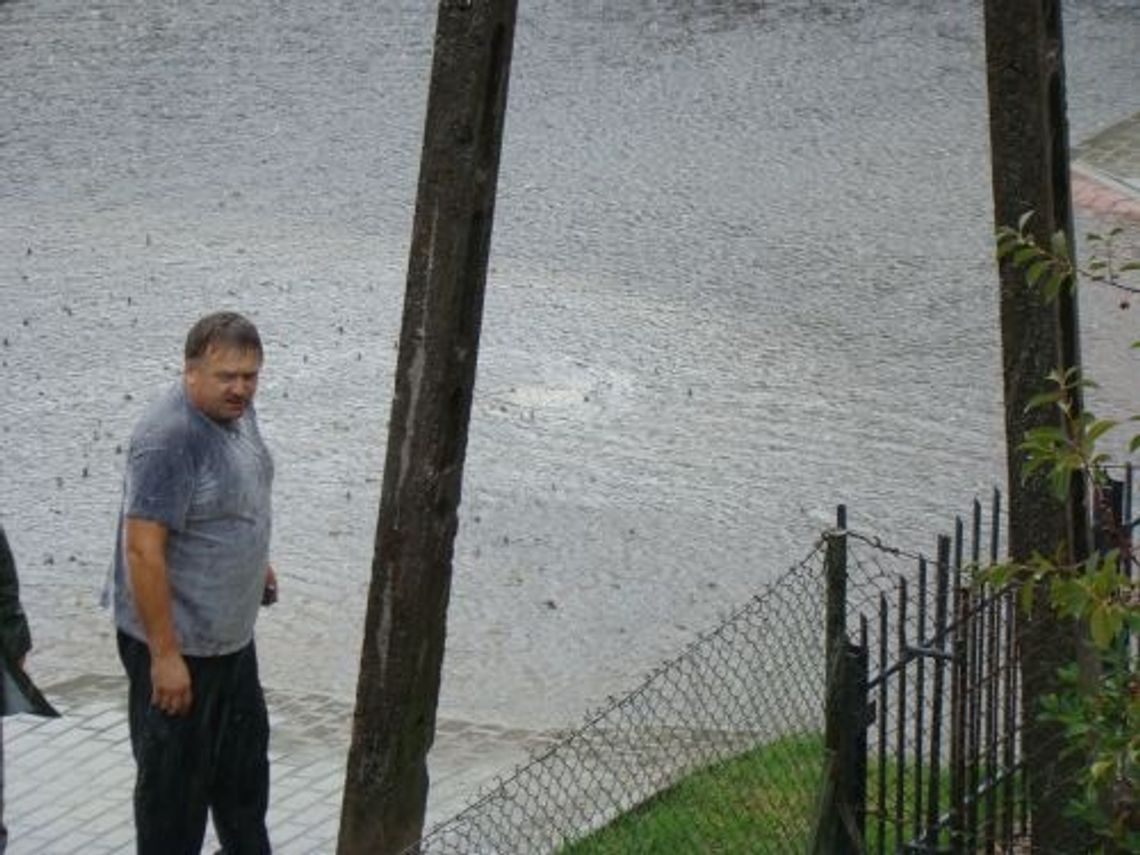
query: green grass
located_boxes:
[558,733,824,854]
[559,734,1015,854]
[865,760,1023,853]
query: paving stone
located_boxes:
[86,821,135,852]
[83,805,131,837]
[267,820,314,847]
[1,669,556,852]
[37,831,103,852]
[81,711,124,732]
[19,801,77,839]
[7,833,57,855]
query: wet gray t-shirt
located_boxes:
[111,383,274,656]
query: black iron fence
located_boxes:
[405,513,1021,852]
[408,475,1135,853]
[820,464,1137,855]
[816,497,1028,854]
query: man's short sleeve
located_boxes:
[124,443,195,532]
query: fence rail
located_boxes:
[814,494,1030,855]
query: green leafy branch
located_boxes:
[986,215,1140,850]
[996,213,1140,304]
[1021,367,1116,503]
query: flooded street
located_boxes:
[2,0,1139,730]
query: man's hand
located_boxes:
[151,650,192,716]
[261,564,278,607]
[125,517,191,714]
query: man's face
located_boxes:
[184,344,262,423]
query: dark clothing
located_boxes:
[0,529,53,721]
[0,525,33,853]
[0,529,31,672]
[117,632,271,855]
[0,525,55,855]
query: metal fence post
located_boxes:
[825,505,849,686]
[823,503,849,790]
[925,535,952,849]
[814,637,869,855]
[848,621,870,847]
[813,506,859,853]
[825,506,852,834]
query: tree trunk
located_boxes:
[982,2,1092,851]
[337,2,518,852]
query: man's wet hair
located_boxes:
[184,312,263,361]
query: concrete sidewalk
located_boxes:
[4,673,555,854]
[1073,110,1140,221]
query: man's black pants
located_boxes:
[117,632,271,855]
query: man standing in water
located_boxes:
[109,311,276,854]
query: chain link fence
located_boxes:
[410,525,912,854]
[401,474,1140,853]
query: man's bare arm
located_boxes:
[124,518,192,715]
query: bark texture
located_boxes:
[983,2,1092,851]
[337,3,517,852]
